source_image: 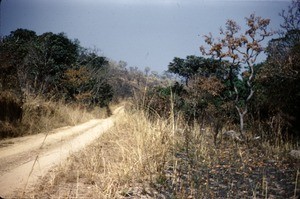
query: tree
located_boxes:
[0,29,37,135]
[63,48,113,107]
[1,28,114,107]
[200,14,273,138]
[62,66,91,102]
[253,1,300,137]
[144,66,151,76]
[168,55,227,85]
[77,48,108,69]
[279,0,300,34]
[106,60,132,101]
[25,32,79,93]
[0,29,37,90]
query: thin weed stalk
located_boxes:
[295,170,299,199]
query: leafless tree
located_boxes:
[279,0,300,34]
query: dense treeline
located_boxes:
[0,29,167,137]
[0,29,112,107]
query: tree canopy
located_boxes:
[0,29,113,108]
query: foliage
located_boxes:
[247,1,300,139]
[148,55,237,144]
[200,13,274,137]
[0,29,116,137]
[1,1,300,142]
[144,82,186,119]
[0,29,36,94]
[168,55,227,85]
[107,61,133,101]
[1,29,114,106]
[253,31,300,138]
[24,32,79,93]
[0,29,36,136]
[63,67,92,101]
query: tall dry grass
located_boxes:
[21,93,106,136]
[30,101,216,198]
[31,105,175,198]
[29,102,298,198]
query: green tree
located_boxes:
[1,29,114,108]
[168,55,226,85]
[0,29,37,134]
[0,29,37,93]
[25,32,79,93]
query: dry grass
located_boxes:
[21,93,106,136]
[28,104,299,198]
[31,106,174,198]
[0,90,109,139]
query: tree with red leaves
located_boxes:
[200,14,274,139]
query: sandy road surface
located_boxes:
[0,106,124,198]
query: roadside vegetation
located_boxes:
[1,1,299,198]
[30,102,298,198]
[21,93,105,135]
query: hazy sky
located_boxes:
[1,0,290,73]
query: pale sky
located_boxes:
[1,0,290,73]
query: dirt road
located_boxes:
[0,106,124,198]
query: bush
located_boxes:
[0,91,23,138]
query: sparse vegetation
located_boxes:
[1,1,300,198]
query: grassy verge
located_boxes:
[22,94,98,135]
[30,106,299,198]
[31,105,173,198]
[1,93,108,138]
